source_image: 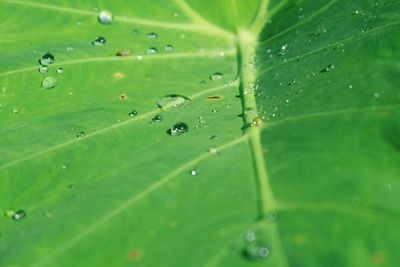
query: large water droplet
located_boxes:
[39,52,55,65]
[210,72,223,81]
[98,10,113,24]
[157,94,191,110]
[92,36,106,46]
[41,76,57,89]
[168,122,189,136]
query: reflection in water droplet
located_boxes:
[41,76,57,89]
[129,110,138,117]
[168,122,189,136]
[157,94,191,110]
[76,131,85,138]
[210,72,224,81]
[147,32,158,39]
[146,47,158,55]
[92,36,107,46]
[164,44,174,52]
[12,210,26,221]
[152,114,163,123]
[39,52,55,65]
[56,67,64,74]
[38,65,49,73]
[98,10,113,24]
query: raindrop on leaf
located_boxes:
[98,10,113,24]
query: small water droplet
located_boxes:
[152,114,163,123]
[189,168,198,176]
[92,36,107,46]
[320,64,335,73]
[373,92,379,98]
[56,67,64,74]
[41,76,57,89]
[76,131,85,138]
[43,210,53,219]
[98,10,113,24]
[61,164,67,170]
[246,232,256,242]
[38,65,49,73]
[210,72,224,81]
[66,46,74,52]
[12,108,18,114]
[147,32,158,39]
[129,110,138,117]
[266,211,278,223]
[164,44,174,52]
[157,94,191,110]
[146,47,158,55]
[211,108,219,113]
[348,84,353,89]
[210,135,218,141]
[208,147,218,154]
[251,117,263,127]
[39,52,55,65]
[200,80,207,85]
[12,210,26,221]
[168,122,189,136]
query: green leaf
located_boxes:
[0,0,399,266]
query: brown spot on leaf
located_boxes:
[113,73,124,79]
[205,95,223,100]
[116,50,132,57]
[372,251,385,265]
[128,249,142,260]
[119,93,127,100]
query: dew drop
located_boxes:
[39,52,55,65]
[152,114,163,123]
[348,84,353,89]
[266,211,279,223]
[208,147,218,154]
[320,64,335,73]
[164,44,174,52]
[98,10,113,24]
[157,94,191,110]
[210,135,218,141]
[38,65,49,73]
[41,76,57,89]
[168,122,189,136]
[251,117,263,127]
[189,168,198,176]
[43,210,53,219]
[92,36,107,46]
[12,108,18,114]
[146,47,158,55]
[373,92,379,98]
[76,131,85,138]
[147,32,158,39]
[56,67,64,74]
[129,110,138,117]
[210,72,224,81]
[200,80,207,85]
[12,210,26,221]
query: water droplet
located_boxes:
[76,131,85,138]
[56,67,64,74]
[43,210,53,219]
[146,47,158,55]
[210,135,218,141]
[251,117,263,127]
[288,79,297,85]
[374,92,379,98]
[61,164,67,170]
[168,122,189,136]
[66,46,74,52]
[129,110,138,117]
[210,72,223,81]
[98,10,113,24]
[266,211,278,223]
[157,94,191,110]
[12,108,18,114]
[189,168,198,176]
[92,36,107,46]
[208,147,218,154]
[246,232,256,242]
[38,65,49,73]
[147,32,158,39]
[39,52,55,65]
[12,210,26,221]
[348,84,353,89]
[116,50,132,57]
[200,80,207,85]
[152,114,163,123]
[41,76,57,89]
[136,55,143,60]
[320,64,335,73]
[164,44,174,52]
[211,108,219,113]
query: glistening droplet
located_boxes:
[98,10,113,24]
[39,52,55,65]
[210,72,223,81]
[164,44,174,52]
[152,115,163,123]
[147,32,158,39]
[157,94,191,110]
[41,76,57,89]
[92,36,107,46]
[38,65,49,73]
[168,122,189,136]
